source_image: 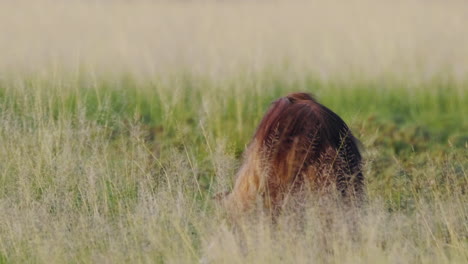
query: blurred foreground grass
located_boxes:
[0,72,466,263]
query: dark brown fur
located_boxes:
[224,93,364,214]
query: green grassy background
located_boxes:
[0,71,466,263]
[1,0,468,262]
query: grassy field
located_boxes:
[0,1,467,263]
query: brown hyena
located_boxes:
[223,92,364,216]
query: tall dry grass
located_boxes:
[0,0,466,263]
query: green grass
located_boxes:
[0,72,466,263]
[1,0,467,262]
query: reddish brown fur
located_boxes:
[224,93,364,214]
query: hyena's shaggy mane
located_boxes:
[224,92,364,214]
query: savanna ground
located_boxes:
[0,1,467,263]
